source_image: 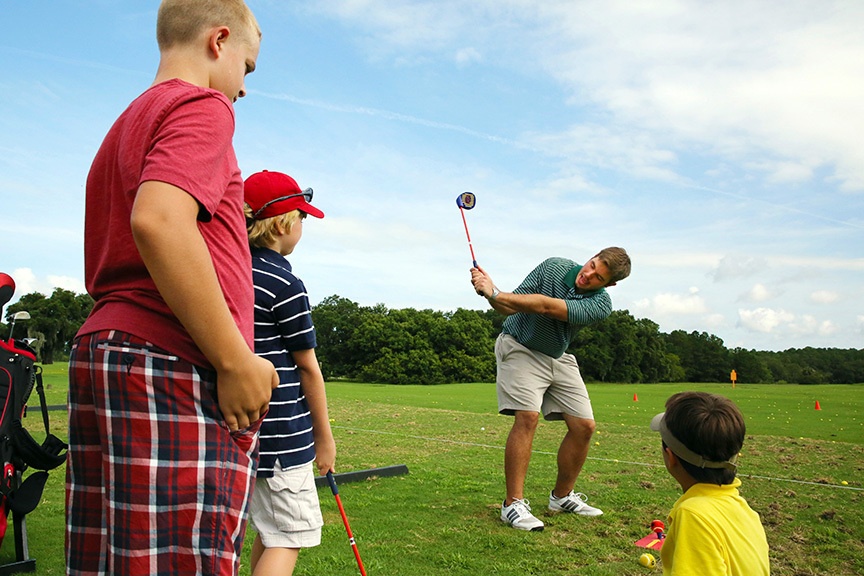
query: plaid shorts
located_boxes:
[66,330,261,575]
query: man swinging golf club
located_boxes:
[471,248,631,531]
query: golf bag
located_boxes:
[0,336,67,546]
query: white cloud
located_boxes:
[9,268,37,296]
[737,307,795,333]
[535,1,864,192]
[737,307,836,339]
[810,290,839,304]
[789,315,837,337]
[3,268,85,303]
[634,290,708,317]
[455,47,482,65]
[47,275,86,294]
[742,283,776,303]
[527,124,681,182]
[711,255,768,281]
[744,160,815,184]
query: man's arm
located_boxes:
[131,181,278,431]
[471,266,568,321]
[294,348,336,476]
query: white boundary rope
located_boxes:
[333,425,864,492]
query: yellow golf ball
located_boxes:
[639,553,656,568]
[841,480,849,485]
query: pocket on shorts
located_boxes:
[96,341,180,363]
[229,415,264,454]
[495,333,518,362]
[266,466,323,532]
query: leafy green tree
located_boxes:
[6,288,93,363]
[312,298,496,384]
[729,347,772,383]
[634,317,683,382]
[311,295,365,379]
[663,330,730,382]
[570,310,681,383]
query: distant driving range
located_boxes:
[6,365,862,575]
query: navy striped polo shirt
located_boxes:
[251,247,317,476]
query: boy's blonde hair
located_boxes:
[157,0,261,50]
[245,206,303,249]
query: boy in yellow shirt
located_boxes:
[650,392,770,575]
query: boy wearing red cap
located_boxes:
[650,392,769,575]
[244,170,336,576]
[68,1,277,573]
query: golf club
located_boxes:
[326,471,368,576]
[455,192,478,268]
[8,311,30,341]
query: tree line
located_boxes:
[4,290,863,385]
[313,296,864,385]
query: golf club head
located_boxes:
[456,192,476,209]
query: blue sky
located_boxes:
[2,1,863,352]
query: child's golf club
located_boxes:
[326,471,368,576]
[455,192,478,268]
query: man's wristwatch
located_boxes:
[489,287,500,300]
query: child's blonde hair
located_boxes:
[245,206,303,249]
[157,0,261,50]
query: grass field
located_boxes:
[3,363,862,575]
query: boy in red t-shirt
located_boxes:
[67,1,278,573]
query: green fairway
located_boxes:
[3,369,862,575]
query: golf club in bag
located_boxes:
[455,192,479,268]
[326,471,368,576]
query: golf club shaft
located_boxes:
[327,471,368,576]
[458,206,478,268]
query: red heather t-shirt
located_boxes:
[78,79,253,367]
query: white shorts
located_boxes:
[249,462,323,549]
[495,333,594,421]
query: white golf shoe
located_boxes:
[548,490,603,516]
[501,498,545,531]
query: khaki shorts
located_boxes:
[495,333,594,421]
[249,462,323,549]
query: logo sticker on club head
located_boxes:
[457,192,476,209]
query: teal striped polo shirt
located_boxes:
[501,257,612,358]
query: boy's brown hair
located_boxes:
[664,391,745,485]
[157,0,260,49]
[594,246,631,284]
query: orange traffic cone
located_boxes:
[814,400,822,411]
[633,393,639,402]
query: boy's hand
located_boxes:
[218,352,279,431]
[314,429,337,477]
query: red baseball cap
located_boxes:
[244,170,325,220]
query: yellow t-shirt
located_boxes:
[661,478,769,575]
